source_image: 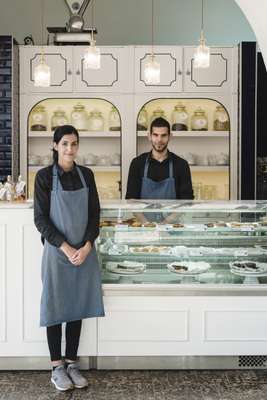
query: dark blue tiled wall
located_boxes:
[0,36,12,181]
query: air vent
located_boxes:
[238,356,267,368]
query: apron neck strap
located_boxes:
[169,156,174,178]
[143,156,150,178]
[52,164,62,191]
[76,166,87,188]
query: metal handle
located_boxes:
[67,69,72,75]
[186,70,191,76]
[76,69,81,76]
[177,70,182,76]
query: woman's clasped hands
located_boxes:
[60,241,92,266]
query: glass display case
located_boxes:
[98,200,267,286]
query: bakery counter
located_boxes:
[1,201,267,369]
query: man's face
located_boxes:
[149,126,170,153]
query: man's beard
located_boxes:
[152,143,168,153]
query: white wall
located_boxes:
[0,0,255,46]
[235,0,267,66]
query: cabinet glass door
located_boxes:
[27,98,122,200]
[136,98,230,200]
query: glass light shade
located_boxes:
[144,55,160,84]
[34,61,51,87]
[84,42,101,69]
[194,38,210,68]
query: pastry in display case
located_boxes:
[98,200,267,285]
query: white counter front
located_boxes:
[1,204,267,369]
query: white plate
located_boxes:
[105,261,146,275]
[167,261,211,276]
[229,261,267,275]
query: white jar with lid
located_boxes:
[88,110,105,131]
[71,103,88,131]
[191,107,208,131]
[150,107,166,125]
[51,108,68,130]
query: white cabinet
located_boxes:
[134,46,183,92]
[74,46,133,93]
[0,209,97,357]
[20,46,133,94]
[183,47,235,93]
[20,46,73,93]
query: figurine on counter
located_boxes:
[34,125,104,392]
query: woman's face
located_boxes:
[54,133,79,164]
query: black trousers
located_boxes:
[46,320,82,362]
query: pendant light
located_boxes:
[144,0,160,84]
[194,0,210,68]
[84,0,100,69]
[34,0,51,87]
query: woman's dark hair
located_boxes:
[150,117,170,135]
[52,125,79,163]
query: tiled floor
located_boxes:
[0,370,267,400]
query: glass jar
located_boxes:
[171,103,189,131]
[51,108,68,131]
[191,107,208,131]
[137,107,148,131]
[108,106,120,131]
[150,107,166,125]
[70,103,88,131]
[213,105,229,131]
[30,105,47,131]
[88,110,105,131]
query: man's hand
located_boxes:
[69,241,92,266]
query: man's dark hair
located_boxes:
[150,117,170,135]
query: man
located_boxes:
[126,117,194,200]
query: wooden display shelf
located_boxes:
[29,131,121,138]
[137,131,229,137]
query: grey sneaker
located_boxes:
[67,362,88,389]
[51,365,74,391]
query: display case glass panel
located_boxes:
[99,200,267,286]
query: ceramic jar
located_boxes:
[51,108,68,130]
[191,107,208,131]
[88,110,105,131]
[171,103,189,131]
[71,103,88,131]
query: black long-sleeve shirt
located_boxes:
[126,151,194,199]
[34,163,100,248]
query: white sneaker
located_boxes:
[67,362,88,389]
[51,365,74,391]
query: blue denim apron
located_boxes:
[140,156,176,221]
[40,165,104,327]
[140,155,176,199]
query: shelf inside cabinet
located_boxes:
[190,166,229,172]
[137,131,229,137]
[29,131,121,138]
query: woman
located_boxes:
[34,125,104,392]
